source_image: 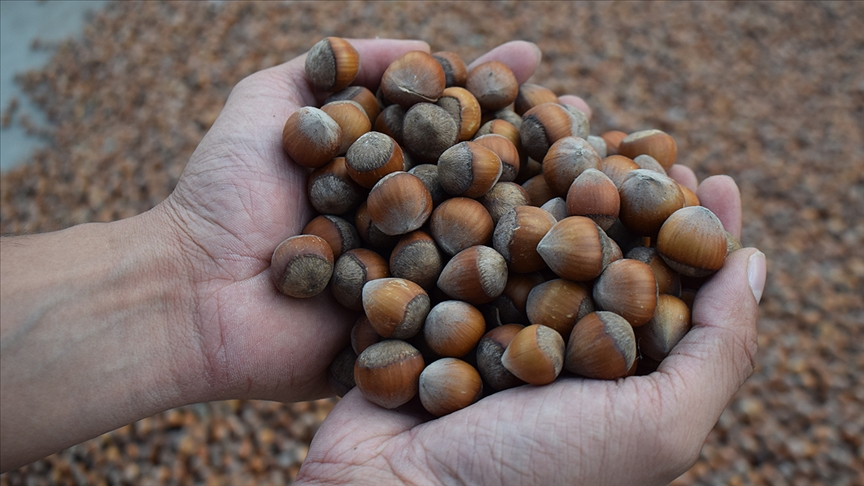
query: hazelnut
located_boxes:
[526,278,595,342]
[423,300,486,358]
[436,87,482,141]
[329,345,358,397]
[362,277,430,339]
[520,103,587,161]
[586,135,608,158]
[465,61,519,111]
[476,324,527,390]
[437,141,503,198]
[521,174,557,208]
[536,216,620,281]
[301,214,360,260]
[367,172,433,236]
[626,246,682,296]
[592,259,659,327]
[679,183,701,207]
[600,130,627,156]
[492,272,545,325]
[566,168,620,231]
[481,108,524,130]
[432,51,468,87]
[542,136,603,196]
[304,36,360,92]
[479,182,531,224]
[351,315,381,355]
[514,83,559,115]
[402,102,459,163]
[600,154,639,188]
[632,154,666,175]
[565,311,636,380]
[473,133,521,183]
[475,119,522,155]
[354,201,400,248]
[636,294,691,361]
[493,205,558,273]
[408,164,448,205]
[326,85,381,124]
[618,169,685,236]
[270,234,334,298]
[429,197,494,256]
[501,324,565,386]
[617,129,678,170]
[657,206,728,277]
[540,197,568,222]
[345,131,405,189]
[419,358,483,416]
[437,245,508,305]
[380,51,446,107]
[354,340,425,409]
[389,230,443,290]
[321,100,372,154]
[307,156,366,215]
[282,107,342,169]
[373,104,406,145]
[331,248,390,311]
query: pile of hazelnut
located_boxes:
[272,37,740,417]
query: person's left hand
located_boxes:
[156,39,546,405]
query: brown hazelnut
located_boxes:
[437,245,508,305]
[307,156,366,215]
[432,51,468,87]
[476,324,527,390]
[271,234,334,298]
[354,340,425,409]
[304,36,360,92]
[389,230,443,290]
[475,119,522,155]
[626,246,682,296]
[473,133,521,183]
[408,164,448,205]
[479,182,531,224]
[600,130,628,156]
[618,169,685,236]
[617,129,678,170]
[436,87,482,141]
[680,183,700,207]
[402,102,459,163]
[465,61,519,111]
[372,104,406,145]
[586,135,608,158]
[419,358,483,416]
[536,216,620,281]
[636,294,691,361]
[301,214,360,260]
[380,51,446,108]
[566,168,620,231]
[526,278,595,342]
[362,277,430,339]
[521,174,557,208]
[501,324,565,386]
[481,108,524,130]
[351,315,381,355]
[656,206,728,277]
[493,205,558,273]
[367,172,433,236]
[540,197,568,222]
[424,300,486,358]
[492,272,545,325]
[355,201,400,248]
[345,131,405,189]
[326,85,381,124]
[565,311,636,380]
[329,345,358,397]
[592,259,659,327]
[321,100,372,154]
[331,248,390,311]
[542,136,603,196]
[514,83,559,115]
[600,154,640,188]
[632,154,666,175]
[429,197,494,256]
[282,107,342,169]
[520,103,587,161]
[437,141,503,198]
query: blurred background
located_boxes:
[1,2,862,484]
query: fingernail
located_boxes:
[747,251,766,304]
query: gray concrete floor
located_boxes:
[0,0,107,173]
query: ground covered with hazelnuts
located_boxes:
[2,2,862,485]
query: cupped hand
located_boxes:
[296,172,765,485]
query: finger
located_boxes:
[467,40,542,84]
[653,247,765,434]
[558,95,593,119]
[697,175,742,239]
[667,164,698,192]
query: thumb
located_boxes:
[655,247,766,432]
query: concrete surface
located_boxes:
[1,0,107,172]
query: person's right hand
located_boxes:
[294,173,766,485]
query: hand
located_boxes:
[295,174,766,485]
